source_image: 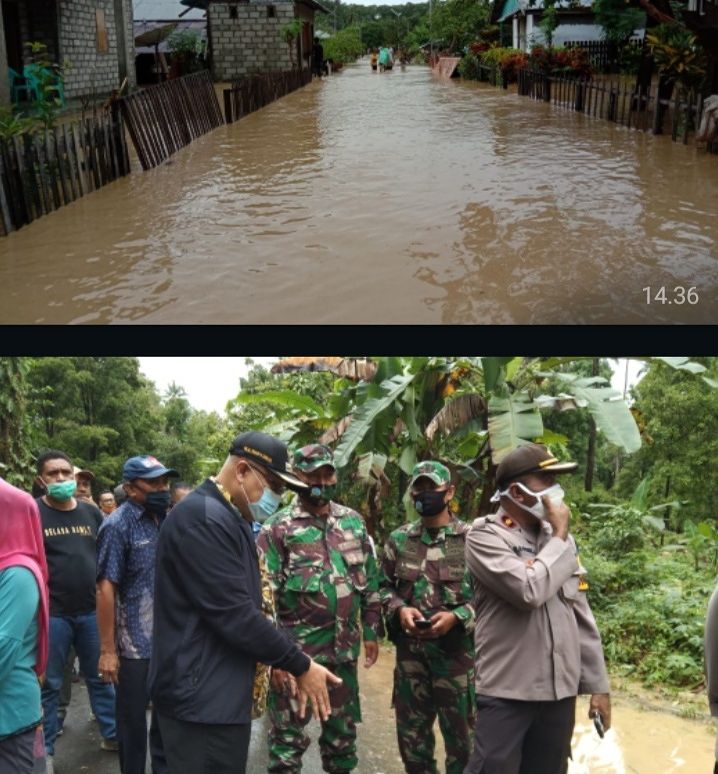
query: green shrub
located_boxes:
[478,47,528,84]
[458,52,481,80]
[579,504,716,689]
[0,107,35,140]
[323,27,364,65]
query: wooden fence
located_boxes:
[516,68,714,148]
[223,69,312,124]
[119,70,224,171]
[0,107,130,236]
[562,39,644,73]
[471,62,716,151]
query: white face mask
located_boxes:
[502,482,565,520]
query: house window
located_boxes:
[267,4,276,17]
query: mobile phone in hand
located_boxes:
[592,712,605,738]
[414,619,432,630]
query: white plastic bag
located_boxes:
[568,722,626,774]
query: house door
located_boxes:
[2,0,23,70]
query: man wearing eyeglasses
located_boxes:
[148,432,342,774]
[257,444,383,774]
[96,455,178,774]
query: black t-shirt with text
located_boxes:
[37,497,103,616]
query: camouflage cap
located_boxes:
[293,444,336,473]
[409,460,451,488]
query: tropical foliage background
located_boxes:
[1,355,717,693]
[315,0,716,98]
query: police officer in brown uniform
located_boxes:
[464,443,611,774]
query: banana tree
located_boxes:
[227,356,714,534]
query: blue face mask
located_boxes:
[243,467,282,523]
[249,488,282,523]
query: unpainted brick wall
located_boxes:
[210,1,305,80]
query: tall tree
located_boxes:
[616,357,718,524]
[26,357,164,490]
[0,357,34,488]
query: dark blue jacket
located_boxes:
[148,479,309,724]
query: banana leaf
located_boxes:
[334,372,416,468]
[551,374,641,453]
[231,390,325,416]
[487,392,544,464]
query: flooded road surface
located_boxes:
[1,64,717,324]
[54,646,715,772]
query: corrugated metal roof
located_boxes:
[497,0,594,22]
[497,0,521,22]
[133,0,205,20]
[134,19,206,53]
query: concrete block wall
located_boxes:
[210,1,298,80]
[58,0,118,99]
[2,0,133,105]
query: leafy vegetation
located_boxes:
[0,107,35,140]
[167,29,206,75]
[280,19,305,68]
[24,41,69,130]
[323,27,365,65]
[575,488,715,688]
[646,23,706,90]
[593,0,646,46]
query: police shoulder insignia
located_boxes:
[576,553,589,591]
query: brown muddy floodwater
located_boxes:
[245,644,715,773]
[1,64,717,324]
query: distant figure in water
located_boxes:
[312,37,325,78]
[378,47,393,72]
[370,49,378,71]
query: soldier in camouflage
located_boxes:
[257,444,384,773]
[380,460,475,774]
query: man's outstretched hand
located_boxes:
[296,660,343,721]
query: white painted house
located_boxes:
[493,0,643,51]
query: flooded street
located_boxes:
[54,644,716,772]
[1,64,717,324]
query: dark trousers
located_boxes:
[157,714,250,774]
[463,694,576,774]
[116,658,166,774]
[0,726,46,774]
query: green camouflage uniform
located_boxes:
[257,496,383,773]
[380,462,476,774]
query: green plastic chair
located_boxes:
[8,67,39,102]
[23,64,65,106]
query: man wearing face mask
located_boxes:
[464,443,611,774]
[257,444,384,774]
[74,466,97,505]
[34,450,118,764]
[148,432,342,774]
[381,460,476,774]
[96,455,177,774]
